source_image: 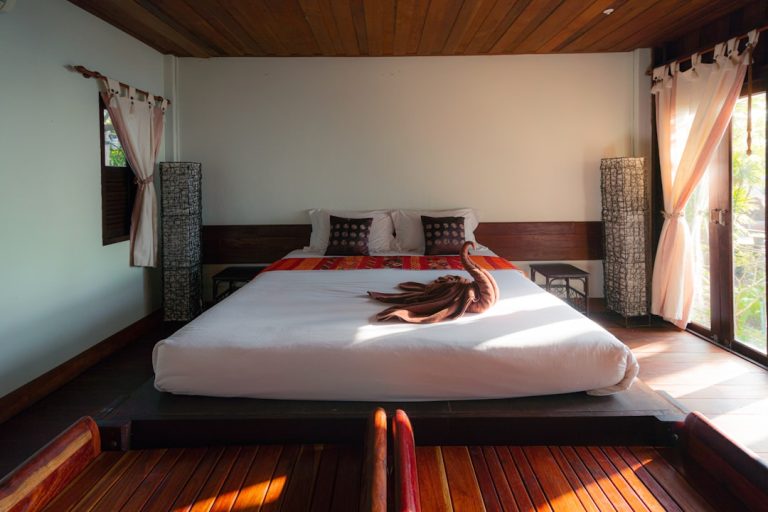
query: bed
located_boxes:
[153,248,639,401]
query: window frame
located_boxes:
[99,95,136,246]
[686,86,768,368]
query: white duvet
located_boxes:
[153,254,639,401]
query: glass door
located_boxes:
[730,93,767,360]
[688,92,767,366]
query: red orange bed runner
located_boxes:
[263,255,519,272]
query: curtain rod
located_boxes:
[648,24,767,75]
[68,64,171,105]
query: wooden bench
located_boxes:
[4,408,768,511]
[0,410,388,512]
[393,409,768,512]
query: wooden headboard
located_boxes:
[202,221,603,264]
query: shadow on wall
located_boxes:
[143,266,162,311]
[0,269,160,398]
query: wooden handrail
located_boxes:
[360,407,387,512]
[0,417,101,512]
[393,409,421,512]
[681,411,768,510]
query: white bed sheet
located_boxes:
[153,254,638,401]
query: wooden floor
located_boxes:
[416,444,728,512]
[41,444,363,512]
[602,320,768,462]
[1,315,767,476]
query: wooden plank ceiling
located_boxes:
[69,0,751,57]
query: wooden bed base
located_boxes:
[3,407,767,511]
[91,377,687,451]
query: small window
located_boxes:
[100,96,136,245]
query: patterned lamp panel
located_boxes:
[600,157,649,318]
[160,162,202,322]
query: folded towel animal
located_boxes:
[368,241,499,323]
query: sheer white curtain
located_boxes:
[100,78,167,267]
[651,31,757,328]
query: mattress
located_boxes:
[153,251,639,401]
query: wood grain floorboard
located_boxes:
[231,445,283,511]
[480,446,519,512]
[416,446,453,512]
[208,445,259,512]
[468,446,502,512]
[91,449,167,512]
[120,448,184,512]
[43,440,736,511]
[416,442,729,512]
[169,447,226,512]
[569,447,632,511]
[441,446,486,511]
[554,446,614,512]
[495,445,536,512]
[522,446,585,511]
[509,446,552,512]
[40,451,130,512]
[140,447,208,512]
[258,444,299,512]
[547,446,601,512]
[31,443,360,512]
[329,444,363,512]
[309,444,341,512]
[628,446,716,512]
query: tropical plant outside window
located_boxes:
[100,99,134,246]
[687,164,710,329]
[687,93,766,356]
[103,109,127,167]
[731,93,766,353]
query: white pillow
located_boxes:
[307,209,396,253]
[392,208,480,253]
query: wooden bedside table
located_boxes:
[212,265,268,303]
[529,263,590,315]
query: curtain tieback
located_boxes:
[661,210,683,219]
[135,175,154,187]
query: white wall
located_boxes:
[180,55,634,225]
[632,48,653,165]
[181,54,637,297]
[0,0,166,396]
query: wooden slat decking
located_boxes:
[42,444,363,512]
[415,444,731,512]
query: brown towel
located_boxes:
[368,241,499,323]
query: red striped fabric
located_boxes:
[262,255,519,273]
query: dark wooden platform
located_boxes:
[96,378,687,450]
